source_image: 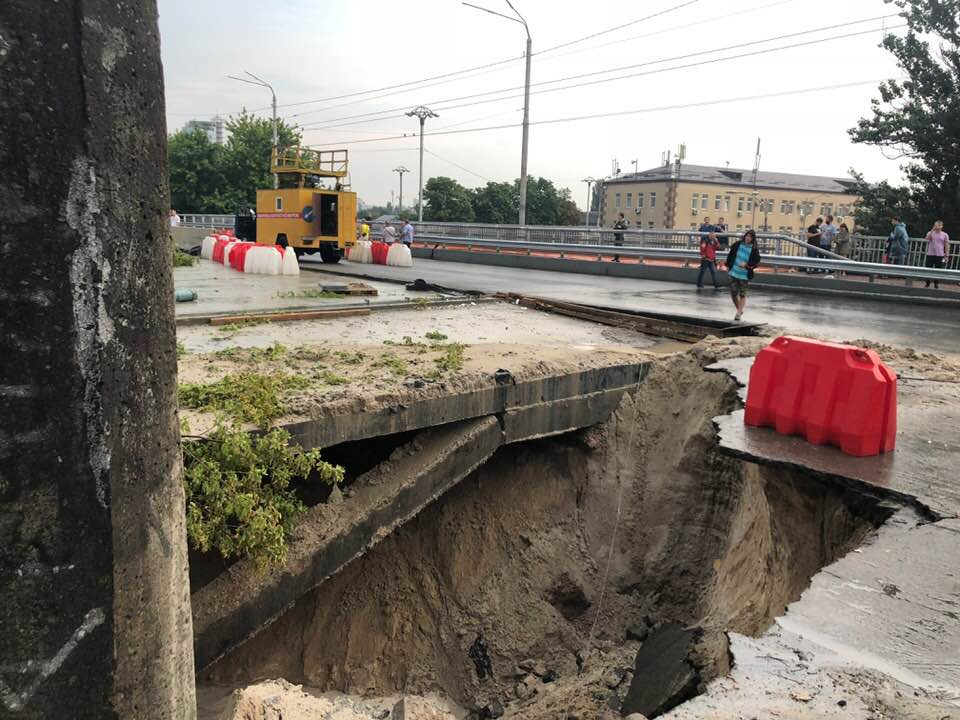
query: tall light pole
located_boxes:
[393,165,409,214]
[228,70,278,188]
[582,177,596,227]
[406,106,437,222]
[463,1,531,225]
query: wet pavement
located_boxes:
[307,257,960,354]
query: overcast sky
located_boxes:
[158,0,907,209]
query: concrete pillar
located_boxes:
[0,2,196,718]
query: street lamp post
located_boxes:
[393,165,409,214]
[463,0,531,225]
[405,106,437,222]
[228,71,278,189]
[582,177,596,227]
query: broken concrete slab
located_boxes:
[193,416,502,671]
[710,357,960,519]
[621,623,702,718]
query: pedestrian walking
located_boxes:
[696,232,721,289]
[612,212,628,262]
[886,216,909,265]
[805,217,823,271]
[924,220,950,289]
[400,218,414,247]
[724,229,761,321]
[382,221,397,244]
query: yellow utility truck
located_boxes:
[254,147,356,263]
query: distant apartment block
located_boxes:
[184,115,225,145]
[600,162,860,233]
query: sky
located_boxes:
[158,0,908,209]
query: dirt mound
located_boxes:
[202,351,884,718]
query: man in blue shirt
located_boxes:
[400,219,414,247]
[724,229,762,321]
[887,216,909,264]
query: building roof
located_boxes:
[607,163,857,194]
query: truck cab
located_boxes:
[255,147,357,263]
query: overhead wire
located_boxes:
[298,21,901,132]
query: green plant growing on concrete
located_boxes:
[177,341,188,359]
[218,318,270,333]
[425,330,448,342]
[182,423,343,567]
[172,239,197,267]
[178,371,309,427]
[333,350,366,363]
[319,370,350,386]
[413,297,430,310]
[434,343,466,372]
[274,289,345,300]
[373,352,408,375]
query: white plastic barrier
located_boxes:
[245,245,283,275]
[222,241,239,267]
[201,235,216,260]
[281,247,300,275]
[386,243,413,267]
[349,240,373,264]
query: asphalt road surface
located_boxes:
[304,257,960,354]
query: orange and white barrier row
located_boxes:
[201,232,300,276]
[347,240,413,267]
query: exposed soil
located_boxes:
[200,346,891,718]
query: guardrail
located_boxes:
[412,234,960,285]
[179,213,236,229]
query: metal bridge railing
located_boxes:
[179,213,236,230]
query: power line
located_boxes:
[254,0,706,117]
[303,78,898,147]
[424,148,492,182]
[298,22,899,132]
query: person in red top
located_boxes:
[696,231,721,289]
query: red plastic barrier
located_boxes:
[212,238,229,264]
[744,336,897,457]
[371,241,389,265]
[230,242,254,272]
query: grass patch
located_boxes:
[333,350,366,363]
[178,371,309,427]
[177,342,188,359]
[319,370,350,386]
[373,352,408,374]
[172,239,197,267]
[434,342,466,372]
[217,318,270,333]
[214,341,288,362]
[274,289,345,300]
[425,330,448,342]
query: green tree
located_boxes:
[166,111,301,213]
[849,0,960,233]
[848,170,920,235]
[472,181,516,224]
[167,128,227,213]
[423,176,475,221]
[556,187,583,226]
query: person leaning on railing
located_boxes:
[886,216,909,265]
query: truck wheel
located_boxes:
[319,244,342,264]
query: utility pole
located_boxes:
[228,70,278,188]
[405,107,437,221]
[582,177,596,227]
[393,165,409,214]
[463,0,531,225]
[631,159,638,176]
[750,137,761,229]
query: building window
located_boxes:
[648,221,655,228]
[821,203,834,216]
[700,195,708,209]
[637,193,644,209]
[615,193,621,209]
[780,200,788,214]
[737,197,745,212]
[691,193,699,210]
[650,192,657,208]
[714,194,722,210]
[736,224,744,230]
[746,197,754,212]
[275,197,283,211]
[838,203,852,215]
[690,223,698,230]
[723,196,731,212]
[626,193,632,209]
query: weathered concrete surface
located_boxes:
[712,356,960,519]
[0,1,195,718]
[683,356,960,716]
[284,363,646,449]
